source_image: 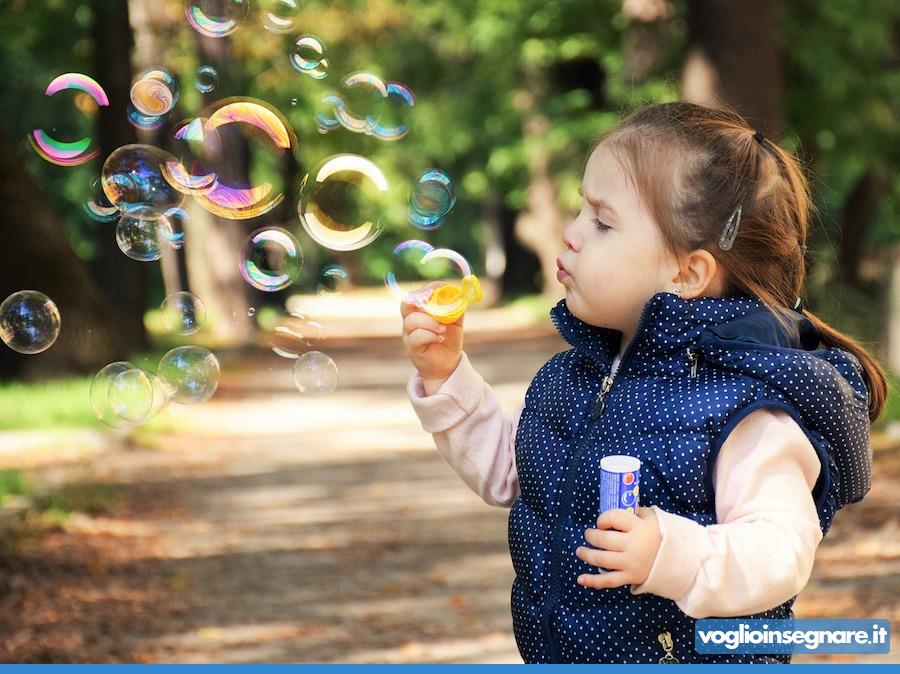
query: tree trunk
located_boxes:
[836,164,889,292]
[91,0,149,354]
[0,129,119,380]
[683,0,783,134]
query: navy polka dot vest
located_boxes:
[509,292,872,663]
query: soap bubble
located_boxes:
[160,292,207,335]
[369,81,415,141]
[91,362,139,428]
[316,264,349,296]
[292,351,338,395]
[188,98,298,219]
[83,177,120,223]
[335,72,387,134]
[384,241,475,321]
[158,346,220,404]
[161,119,219,196]
[247,307,256,317]
[130,68,179,118]
[127,102,166,131]
[29,73,108,167]
[270,311,327,358]
[409,169,455,230]
[161,207,188,249]
[290,36,328,79]
[240,227,303,292]
[261,0,300,33]
[102,144,185,218]
[185,0,249,38]
[0,291,61,355]
[195,65,219,93]
[116,214,175,261]
[298,154,388,251]
[107,367,154,424]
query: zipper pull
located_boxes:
[658,630,680,664]
[589,375,614,419]
[686,348,699,378]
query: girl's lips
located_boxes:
[556,258,572,284]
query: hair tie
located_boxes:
[753,129,766,144]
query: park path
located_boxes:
[0,322,898,663]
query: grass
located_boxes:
[0,469,27,504]
[0,377,96,431]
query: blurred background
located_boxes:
[0,0,897,663]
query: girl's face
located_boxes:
[557,145,677,345]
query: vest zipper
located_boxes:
[686,348,700,378]
[588,374,614,419]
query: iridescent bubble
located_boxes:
[369,81,415,141]
[116,214,175,262]
[102,144,185,217]
[408,169,455,230]
[160,292,207,335]
[292,351,338,395]
[316,264,349,296]
[261,0,300,33]
[314,94,342,134]
[161,121,219,197]
[335,72,387,134]
[248,307,256,317]
[161,207,188,249]
[107,367,154,424]
[290,36,328,79]
[130,68,179,117]
[158,346,220,404]
[0,291,61,355]
[384,239,435,301]
[298,154,388,251]
[185,0,249,38]
[240,227,303,292]
[83,177,120,223]
[270,310,326,359]
[29,73,109,167]
[91,362,141,428]
[191,98,298,219]
[195,65,219,93]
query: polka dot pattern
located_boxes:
[507,292,872,663]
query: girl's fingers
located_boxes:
[584,527,627,552]
[405,327,445,350]
[575,545,624,571]
[404,310,446,336]
[577,570,630,590]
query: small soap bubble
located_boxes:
[290,36,328,79]
[270,310,326,359]
[0,291,61,355]
[185,0,249,38]
[102,144,185,218]
[248,307,256,317]
[291,97,299,106]
[158,346,220,404]
[240,227,303,292]
[298,154,388,251]
[116,214,175,262]
[261,0,300,33]
[408,169,455,230]
[370,81,415,141]
[160,292,207,335]
[83,177,120,223]
[316,264,349,296]
[107,368,154,424]
[130,68,179,117]
[292,351,338,395]
[195,65,219,93]
[161,207,188,249]
[91,362,142,428]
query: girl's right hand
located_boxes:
[401,284,464,391]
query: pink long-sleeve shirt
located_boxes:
[408,351,824,619]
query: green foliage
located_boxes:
[0,469,27,504]
[0,377,95,430]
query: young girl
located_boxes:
[401,101,886,664]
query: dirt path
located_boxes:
[1,330,898,663]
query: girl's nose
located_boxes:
[562,222,580,251]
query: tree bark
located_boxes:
[0,129,119,380]
[836,164,889,291]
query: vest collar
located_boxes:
[549,291,819,375]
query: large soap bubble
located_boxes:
[102,144,185,218]
[29,73,109,167]
[298,154,388,251]
[158,346,220,404]
[0,291,61,355]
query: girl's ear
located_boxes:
[671,249,724,299]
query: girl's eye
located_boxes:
[593,219,611,232]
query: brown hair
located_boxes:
[596,101,887,422]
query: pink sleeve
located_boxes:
[408,351,521,508]
[630,407,824,618]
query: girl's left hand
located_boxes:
[575,506,662,590]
